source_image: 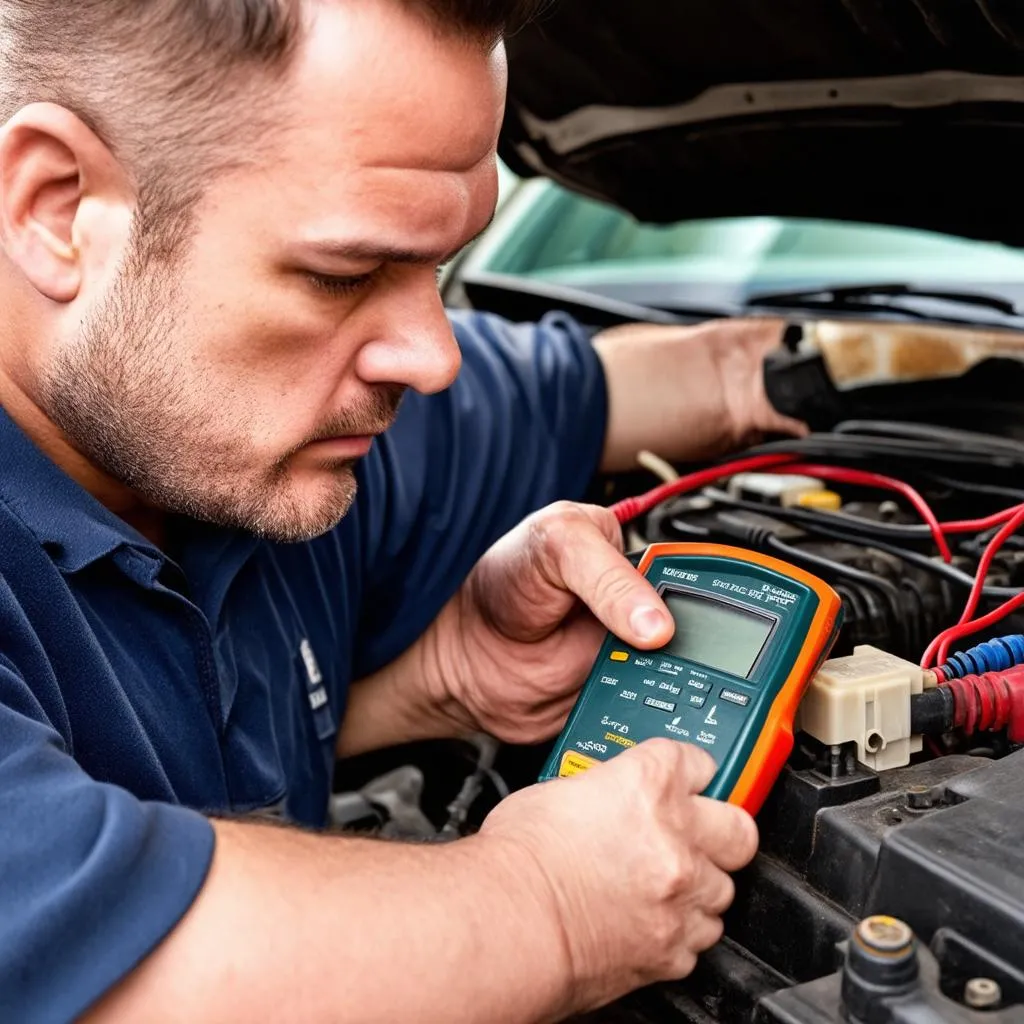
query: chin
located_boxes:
[253,467,360,543]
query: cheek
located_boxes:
[175,296,358,454]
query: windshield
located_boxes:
[466,174,1024,313]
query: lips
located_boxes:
[302,435,376,458]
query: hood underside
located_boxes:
[499,0,1024,245]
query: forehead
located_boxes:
[264,0,506,244]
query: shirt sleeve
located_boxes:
[0,644,215,1022]
[351,308,609,677]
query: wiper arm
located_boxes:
[746,281,1019,317]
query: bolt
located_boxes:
[964,978,1001,1009]
[855,916,914,955]
[906,785,933,810]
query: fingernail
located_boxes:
[630,606,669,642]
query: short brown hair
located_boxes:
[0,0,545,254]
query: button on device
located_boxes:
[687,692,707,709]
[610,651,630,663]
[720,689,751,707]
[558,751,598,777]
[686,678,711,693]
[643,696,676,713]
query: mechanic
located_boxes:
[0,2,805,1022]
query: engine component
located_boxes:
[840,916,921,1024]
[726,472,829,508]
[795,646,924,771]
[935,634,1024,681]
[911,665,1024,743]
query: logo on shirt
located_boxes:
[300,638,328,712]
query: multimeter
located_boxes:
[539,543,844,814]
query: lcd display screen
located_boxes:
[662,590,774,678]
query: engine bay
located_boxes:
[333,313,1024,1024]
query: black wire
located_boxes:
[833,420,1024,458]
[786,521,1022,599]
[923,472,1024,504]
[742,434,1024,469]
[764,535,911,652]
[681,490,1021,598]
[698,487,1023,595]
[701,486,935,544]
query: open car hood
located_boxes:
[499,0,1024,245]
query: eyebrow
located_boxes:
[303,210,497,268]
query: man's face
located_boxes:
[39,2,504,542]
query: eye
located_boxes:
[306,270,376,297]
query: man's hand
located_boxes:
[481,739,759,1011]
[426,500,674,745]
[592,317,808,473]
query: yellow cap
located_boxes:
[795,489,842,512]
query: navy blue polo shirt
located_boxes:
[0,309,608,1023]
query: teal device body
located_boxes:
[538,544,843,807]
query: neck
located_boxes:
[0,371,168,548]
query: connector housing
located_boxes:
[795,645,924,770]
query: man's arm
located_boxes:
[336,625,462,758]
[84,502,757,1023]
[83,819,570,1024]
[592,317,807,474]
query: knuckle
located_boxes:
[592,562,639,608]
[701,916,726,952]
[651,846,698,902]
[631,739,678,794]
[669,949,698,981]
[708,872,736,915]
[648,910,680,951]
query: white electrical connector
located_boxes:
[794,645,924,770]
[726,472,826,507]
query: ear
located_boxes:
[0,103,133,303]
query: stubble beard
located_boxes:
[39,240,401,543]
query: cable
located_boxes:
[942,504,1024,534]
[833,419,1024,458]
[692,488,1021,598]
[763,535,911,652]
[745,434,1024,470]
[635,450,679,483]
[610,453,798,523]
[922,593,1024,670]
[763,463,953,562]
[952,506,1024,626]
[934,635,1024,683]
[923,472,1024,505]
[919,507,1024,668]
[805,524,1018,597]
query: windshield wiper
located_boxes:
[746,282,1020,319]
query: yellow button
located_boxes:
[610,650,629,662]
[559,751,598,777]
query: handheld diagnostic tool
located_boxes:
[539,543,843,814]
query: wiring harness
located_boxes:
[615,421,1024,755]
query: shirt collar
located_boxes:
[0,404,170,573]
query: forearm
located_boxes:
[592,318,802,473]
[82,818,571,1024]
[337,609,472,759]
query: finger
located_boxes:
[626,737,719,796]
[533,505,673,649]
[687,912,726,956]
[664,912,725,981]
[691,858,736,917]
[686,796,759,872]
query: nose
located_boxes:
[354,270,462,395]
